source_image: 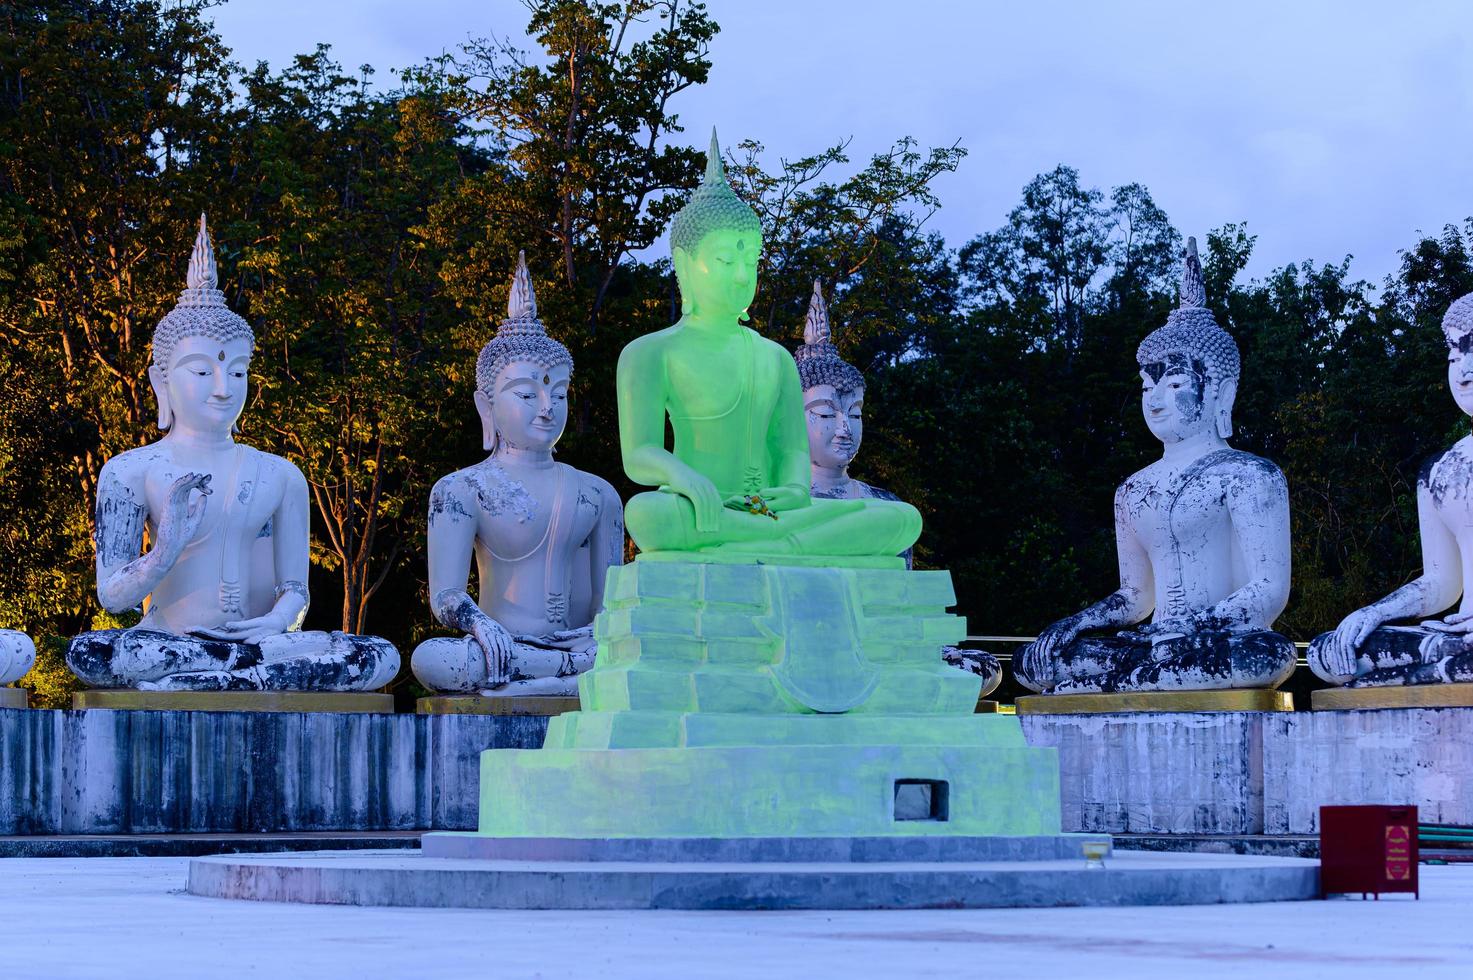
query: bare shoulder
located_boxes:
[618,327,678,370]
[1208,449,1287,496]
[100,444,168,490]
[575,470,622,514]
[255,449,308,492]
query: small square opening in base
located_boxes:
[894,779,949,821]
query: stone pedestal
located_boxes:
[416,695,579,716]
[1019,711,1273,834]
[0,688,26,709]
[1263,707,1473,834]
[1017,690,1293,714]
[72,690,394,713]
[1311,683,1473,710]
[477,559,1062,839]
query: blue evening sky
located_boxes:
[212,0,1473,288]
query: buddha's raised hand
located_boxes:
[156,472,212,555]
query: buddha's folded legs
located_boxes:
[0,629,35,685]
[412,634,595,696]
[624,490,921,557]
[942,646,1002,698]
[1307,625,1473,687]
[66,628,399,692]
[1032,630,1295,694]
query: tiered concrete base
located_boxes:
[415,695,579,716]
[0,688,26,709]
[72,690,394,713]
[185,843,1320,910]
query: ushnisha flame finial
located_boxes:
[792,278,864,394]
[668,126,762,258]
[186,212,218,293]
[507,250,537,322]
[1179,236,1206,309]
[476,251,572,396]
[705,128,725,185]
[151,213,252,378]
[803,279,831,346]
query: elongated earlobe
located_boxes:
[1215,378,1238,439]
[148,364,173,432]
[473,389,497,452]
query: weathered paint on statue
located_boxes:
[1017,238,1295,694]
[617,132,920,559]
[411,253,624,696]
[1308,292,1473,687]
[793,279,1000,694]
[0,631,34,689]
[66,215,400,692]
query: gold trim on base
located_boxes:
[71,690,395,714]
[1015,689,1294,715]
[974,699,999,714]
[1312,683,1473,711]
[416,695,581,716]
[0,687,28,709]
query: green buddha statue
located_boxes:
[617,131,920,559]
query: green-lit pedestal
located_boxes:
[475,555,1061,838]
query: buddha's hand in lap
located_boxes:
[723,485,808,515]
[667,466,723,532]
[157,472,213,556]
[519,625,595,652]
[467,612,515,686]
[1119,619,1192,659]
[194,611,290,645]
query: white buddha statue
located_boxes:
[793,279,1000,696]
[0,631,35,690]
[66,216,401,692]
[1017,238,1296,695]
[410,253,624,697]
[1309,292,1473,688]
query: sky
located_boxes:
[211,0,1473,288]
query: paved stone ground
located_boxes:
[1,857,1469,978]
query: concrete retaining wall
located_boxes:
[1020,712,1269,834]
[1021,707,1473,835]
[1263,708,1473,834]
[4,706,1470,837]
[0,707,547,834]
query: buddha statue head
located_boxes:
[147,214,255,434]
[1442,293,1473,417]
[669,129,763,322]
[474,252,574,454]
[794,280,867,471]
[1136,236,1241,444]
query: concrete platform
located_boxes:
[0,687,24,709]
[72,690,394,713]
[186,847,1320,910]
[420,832,1110,862]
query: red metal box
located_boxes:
[1319,805,1419,899]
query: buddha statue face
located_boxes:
[148,335,252,435]
[1448,333,1473,417]
[474,358,571,454]
[805,384,864,470]
[1140,351,1232,445]
[672,227,759,321]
